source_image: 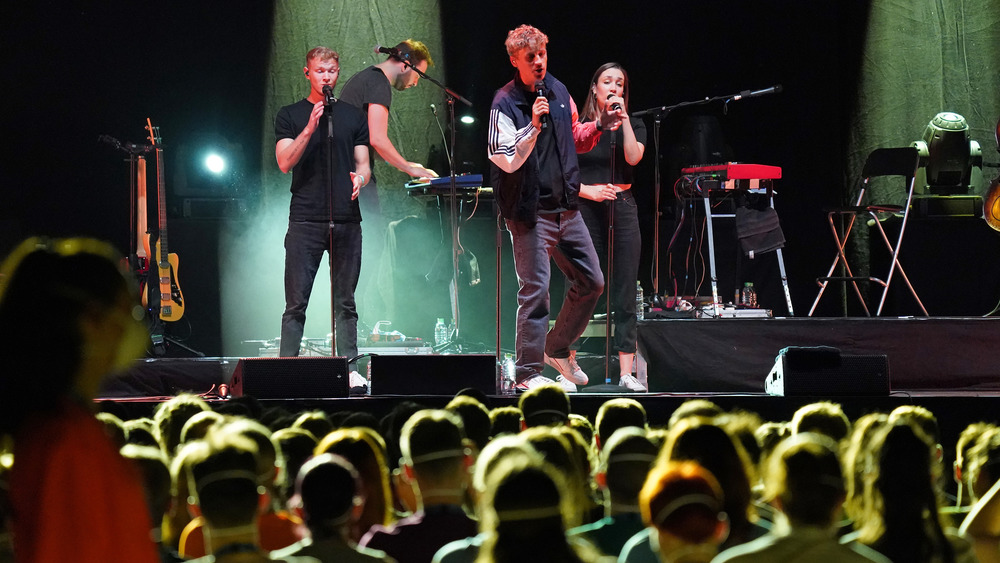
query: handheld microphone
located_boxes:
[607,94,622,112]
[733,84,783,101]
[535,81,548,128]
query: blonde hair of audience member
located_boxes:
[962,426,1000,504]
[720,410,765,470]
[888,404,941,446]
[180,410,226,445]
[842,412,888,524]
[291,410,333,442]
[399,409,473,510]
[490,406,523,438]
[471,435,540,505]
[858,421,959,563]
[316,427,394,540]
[790,401,851,444]
[753,421,790,472]
[165,440,202,550]
[272,427,318,502]
[153,393,211,455]
[518,383,571,428]
[219,418,287,507]
[667,399,723,429]
[594,398,647,450]
[761,433,847,528]
[521,426,590,528]
[595,427,658,517]
[97,412,127,448]
[476,456,606,563]
[640,460,728,563]
[662,416,758,546]
[569,414,596,448]
[126,417,161,447]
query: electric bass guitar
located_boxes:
[984,115,1000,232]
[145,118,185,321]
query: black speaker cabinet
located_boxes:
[230,357,349,399]
[370,354,497,396]
[764,347,890,396]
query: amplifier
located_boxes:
[765,346,889,396]
[230,356,349,399]
[370,354,497,396]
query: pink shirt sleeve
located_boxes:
[570,96,602,153]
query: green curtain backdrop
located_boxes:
[843,0,1000,310]
[221,0,445,354]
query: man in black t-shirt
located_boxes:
[275,46,370,386]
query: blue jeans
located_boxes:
[579,189,641,353]
[507,211,604,382]
[280,220,362,370]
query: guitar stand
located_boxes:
[147,316,205,357]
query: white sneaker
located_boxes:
[514,374,556,392]
[619,374,647,392]
[349,370,368,389]
[555,375,578,393]
[567,351,589,385]
[544,353,589,385]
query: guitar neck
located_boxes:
[154,146,169,260]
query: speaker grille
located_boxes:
[230,357,349,399]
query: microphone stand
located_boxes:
[324,92,339,361]
[631,85,781,300]
[603,131,616,386]
[397,56,473,353]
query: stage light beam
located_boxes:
[204,153,226,175]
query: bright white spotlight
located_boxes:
[204,153,226,174]
[460,115,475,125]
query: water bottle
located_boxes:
[500,353,516,395]
[636,281,645,320]
[741,282,758,308]
[434,318,449,346]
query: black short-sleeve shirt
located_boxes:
[338,66,392,114]
[274,99,370,222]
[578,117,647,185]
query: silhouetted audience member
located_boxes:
[519,384,572,428]
[153,393,211,455]
[954,423,998,510]
[570,414,596,447]
[180,410,226,445]
[476,457,609,563]
[292,410,334,442]
[841,412,888,529]
[595,398,647,450]
[789,401,850,444]
[667,399,723,429]
[446,395,492,453]
[851,420,976,563]
[273,453,394,562]
[359,410,478,563]
[127,417,164,448]
[713,433,889,562]
[0,237,158,562]
[273,427,319,501]
[489,407,523,438]
[570,428,657,556]
[626,460,728,563]
[97,411,128,449]
[522,427,592,528]
[317,427,394,542]
[121,444,184,562]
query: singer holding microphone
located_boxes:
[576,62,647,391]
[275,46,370,388]
[488,25,621,392]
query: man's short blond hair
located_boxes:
[505,24,548,57]
[306,46,339,67]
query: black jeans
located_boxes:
[280,220,362,370]
[578,189,641,353]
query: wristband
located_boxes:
[595,120,603,132]
[357,174,365,185]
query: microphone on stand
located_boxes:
[429,104,453,171]
[322,85,336,105]
[732,84,783,101]
[535,81,548,128]
[374,44,407,60]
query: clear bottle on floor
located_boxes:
[636,280,645,320]
[434,317,449,346]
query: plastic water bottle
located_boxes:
[741,282,758,308]
[434,318,449,346]
[636,281,644,320]
[500,353,516,395]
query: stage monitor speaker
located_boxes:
[764,346,889,396]
[370,354,496,396]
[230,357,349,399]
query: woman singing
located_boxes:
[576,62,647,392]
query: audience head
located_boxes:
[153,393,211,455]
[963,425,1000,502]
[598,427,658,511]
[595,398,647,449]
[668,399,723,429]
[0,237,147,433]
[271,427,318,501]
[293,453,363,541]
[217,418,284,501]
[763,433,846,528]
[121,444,172,541]
[399,409,470,490]
[720,410,765,472]
[568,414,595,447]
[97,412,127,449]
[640,460,728,563]
[180,410,225,445]
[446,395,491,453]
[186,431,261,531]
[316,427,392,538]
[888,404,941,446]
[790,401,850,443]
[518,384,570,428]
[292,410,333,441]
[490,406,523,438]
[125,418,160,448]
[842,412,888,523]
